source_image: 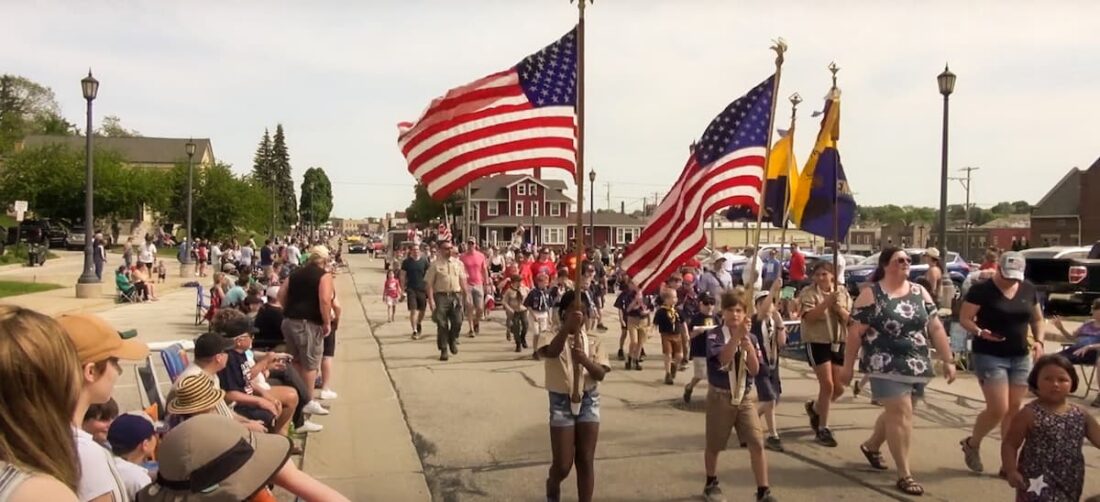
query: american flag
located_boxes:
[437,224,451,243]
[620,75,776,292]
[398,28,578,200]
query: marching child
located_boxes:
[548,267,573,330]
[623,280,653,371]
[654,289,683,385]
[525,273,553,355]
[702,290,775,502]
[752,285,787,452]
[1001,355,1100,502]
[683,293,719,403]
[613,273,633,361]
[503,274,529,353]
[382,269,402,322]
[537,289,611,502]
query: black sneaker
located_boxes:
[664,373,674,385]
[634,360,643,371]
[514,345,521,353]
[597,323,608,331]
[815,428,838,447]
[703,481,725,502]
[625,358,633,370]
[683,386,693,404]
[805,401,820,433]
[449,342,458,355]
[765,436,784,452]
[439,350,449,361]
[756,488,777,502]
[617,348,625,360]
[417,322,422,334]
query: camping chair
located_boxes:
[1062,343,1097,398]
[116,273,141,303]
[159,343,191,383]
[194,284,210,325]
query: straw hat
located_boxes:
[137,414,290,501]
[167,374,226,416]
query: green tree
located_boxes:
[149,161,271,239]
[1011,200,1031,214]
[251,129,276,233]
[270,124,297,228]
[0,75,75,154]
[299,167,333,228]
[95,115,140,137]
[405,183,462,225]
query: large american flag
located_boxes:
[398,28,578,200]
[620,75,776,292]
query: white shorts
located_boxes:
[693,358,707,380]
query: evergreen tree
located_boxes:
[252,129,276,234]
[270,124,297,228]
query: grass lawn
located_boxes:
[0,214,15,228]
[0,280,64,298]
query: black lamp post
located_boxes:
[182,139,196,274]
[76,70,100,297]
[936,65,957,307]
[588,169,596,248]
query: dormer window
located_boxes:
[517,184,526,196]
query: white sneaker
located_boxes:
[297,420,324,434]
[319,389,339,400]
[302,400,329,416]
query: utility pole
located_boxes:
[950,166,979,260]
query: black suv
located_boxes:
[14,219,69,248]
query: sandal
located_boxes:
[860,444,888,470]
[896,476,924,496]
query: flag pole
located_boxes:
[828,62,840,276]
[570,0,592,409]
[779,93,802,249]
[746,39,787,317]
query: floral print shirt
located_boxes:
[851,283,937,381]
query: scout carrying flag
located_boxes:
[789,90,855,240]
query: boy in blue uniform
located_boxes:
[684,293,720,403]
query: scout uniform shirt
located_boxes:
[798,286,852,346]
[424,256,468,294]
[538,330,611,395]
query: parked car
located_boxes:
[1022,245,1100,313]
[845,248,970,297]
[66,225,86,250]
[16,219,69,248]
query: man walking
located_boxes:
[278,245,335,402]
[401,244,431,339]
[426,241,470,361]
[460,238,489,337]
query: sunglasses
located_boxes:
[894,257,912,265]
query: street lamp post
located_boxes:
[936,64,957,307]
[588,169,596,248]
[180,139,196,277]
[75,70,101,298]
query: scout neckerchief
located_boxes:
[722,325,749,405]
[816,285,843,345]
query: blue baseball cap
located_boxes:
[107,413,156,454]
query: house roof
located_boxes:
[481,213,646,227]
[1031,167,1081,217]
[469,174,574,202]
[19,135,214,165]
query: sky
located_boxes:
[4,1,1099,219]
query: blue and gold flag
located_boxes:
[789,92,855,240]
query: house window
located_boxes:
[486,201,499,217]
[529,183,538,195]
[584,226,591,235]
[532,201,540,217]
[517,184,527,196]
[515,201,524,217]
[549,202,561,216]
[616,227,638,244]
[543,227,566,245]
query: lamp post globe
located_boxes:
[181,139,197,276]
[75,70,102,297]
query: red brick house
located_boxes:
[1030,157,1100,246]
[468,174,646,249]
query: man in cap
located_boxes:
[165,332,267,433]
[278,245,336,397]
[58,313,149,502]
[425,240,471,361]
[460,237,489,337]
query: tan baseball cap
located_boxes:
[56,313,149,364]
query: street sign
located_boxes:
[15,210,24,222]
[13,200,27,212]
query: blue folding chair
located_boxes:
[159,343,190,383]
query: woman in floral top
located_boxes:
[840,247,957,497]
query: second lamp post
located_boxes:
[181,139,196,277]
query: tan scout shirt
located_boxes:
[424,256,468,294]
[798,285,851,344]
[537,330,610,394]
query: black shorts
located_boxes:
[407,289,427,311]
[323,327,336,357]
[806,342,844,367]
[1059,347,1098,366]
[235,404,277,432]
[755,366,782,402]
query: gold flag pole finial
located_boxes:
[778,92,802,249]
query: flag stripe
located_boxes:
[409,115,575,176]
[401,99,532,156]
[398,71,520,147]
[419,137,575,186]
[425,146,575,195]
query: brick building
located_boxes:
[1030,157,1100,246]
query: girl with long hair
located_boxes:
[0,305,82,501]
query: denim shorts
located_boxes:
[972,353,1032,387]
[548,390,600,427]
[869,377,927,401]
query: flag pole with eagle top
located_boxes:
[569,0,593,409]
[745,39,787,318]
[829,62,841,279]
[779,93,802,248]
